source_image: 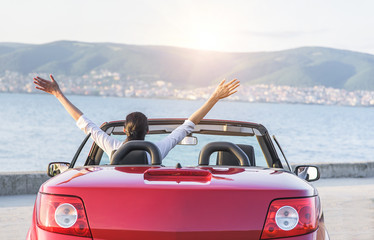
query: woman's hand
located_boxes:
[188,78,240,125]
[210,79,240,101]
[33,74,62,97]
[33,74,83,121]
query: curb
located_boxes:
[0,171,49,196]
[290,162,374,178]
[1,162,373,196]
[314,162,374,178]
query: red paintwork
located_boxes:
[27,166,327,240]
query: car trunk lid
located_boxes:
[41,166,316,240]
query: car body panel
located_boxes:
[38,166,317,239]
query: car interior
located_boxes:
[71,120,285,169]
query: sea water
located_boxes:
[1,93,373,172]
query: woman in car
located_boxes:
[33,75,239,163]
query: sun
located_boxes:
[193,32,220,51]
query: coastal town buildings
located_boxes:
[1,70,374,106]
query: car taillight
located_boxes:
[261,197,320,239]
[36,193,92,238]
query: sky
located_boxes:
[1,0,374,54]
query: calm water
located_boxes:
[1,93,374,172]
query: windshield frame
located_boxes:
[70,119,285,169]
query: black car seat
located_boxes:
[216,144,256,166]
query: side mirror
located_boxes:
[178,136,198,145]
[294,165,320,182]
[48,162,70,177]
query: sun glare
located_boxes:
[193,32,220,51]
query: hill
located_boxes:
[0,41,374,90]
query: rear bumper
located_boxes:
[27,223,92,240]
[28,213,327,240]
[264,226,329,240]
[27,228,328,240]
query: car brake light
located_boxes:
[144,168,212,182]
[36,193,92,238]
[261,197,319,239]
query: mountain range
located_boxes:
[0,41,374,90]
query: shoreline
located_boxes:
[2,91,374,108]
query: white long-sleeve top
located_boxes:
[76,115,195,163]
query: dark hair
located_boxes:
[124,112,149,142]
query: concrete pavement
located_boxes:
[0,195,35,240]
[312,178,374,240]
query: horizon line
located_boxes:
[0,40,372,56]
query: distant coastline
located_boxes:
[1,72,374,107]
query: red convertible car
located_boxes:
[27,119,329,240]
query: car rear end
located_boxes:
[28,166,327,240]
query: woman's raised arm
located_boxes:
[188,79,240,125]
[33,75,83,121]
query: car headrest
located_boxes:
[111,150,148,165]
[111,140,161,165]
[216,144,255,166]
[199,142,250,166]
